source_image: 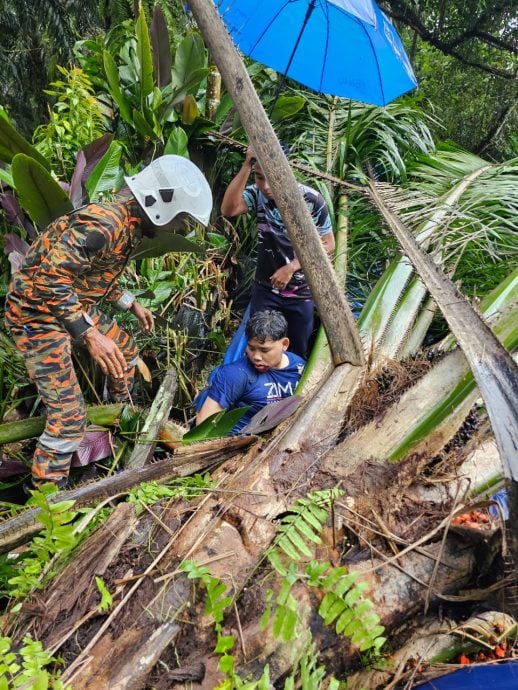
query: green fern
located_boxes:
[318,567,386,652]
[262,488,385,653]
[267,489,339,574]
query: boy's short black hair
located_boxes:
[245,310,288,343]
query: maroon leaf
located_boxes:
[0,457,26,478]
[4,232,30,256]
[82,133,114,182]
[241,396,303,435]
[8,250,26,274]
[69,150,86,208]
[151,6,172,87]
[0,192,37,238]
[71,429,113,467]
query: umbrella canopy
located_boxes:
[216,0,417,106]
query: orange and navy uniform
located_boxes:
[5,199,143,487]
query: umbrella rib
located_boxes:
[329,3,387,105]
[319,0,331,94]
[283,0,318,80]
[243,0,293,57]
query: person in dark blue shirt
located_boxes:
[221,145,335,359]
[196,310,305,434]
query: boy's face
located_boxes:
[246,336,289,372]
[253,163,274,201]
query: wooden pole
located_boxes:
[188,0,364,366]
[126,368,178,470]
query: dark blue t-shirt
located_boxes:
[243,182,332,299]
[205,352,305,434]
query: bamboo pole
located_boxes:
[188,0,364,367]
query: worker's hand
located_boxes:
[83,329,127,379]
[270,264,295,291]
[245,145,257,168]
[130,301,154,332]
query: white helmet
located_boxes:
[124,155,212,227]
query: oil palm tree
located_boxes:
[0,0,101,134]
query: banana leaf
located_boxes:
[172,34,207,93]
[103,49,133,124]
[136,4,154,107]
[11,154,73,230]
[150,6,172,88]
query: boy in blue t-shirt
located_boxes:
[196,310,305,434]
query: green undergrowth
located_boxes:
[182,489,385,688]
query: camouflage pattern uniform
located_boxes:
[5,199,143,486]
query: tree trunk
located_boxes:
[187,0,364,367]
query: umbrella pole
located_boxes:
[188,0,364,367]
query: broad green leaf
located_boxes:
[11,154,72,229]
[182,407,249,442]
[270,95,306,121]
[164,127,189,157]
[85,141,123,201]
[0,116,50,170]
[162,68,211,119]
[103,50,132,124]
[132,108,156,138]
[136,4,154,103]
[172,34,206,92]
[0,167,13,188]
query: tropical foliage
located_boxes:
[0,3,516,687]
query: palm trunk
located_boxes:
[187,0,364,367]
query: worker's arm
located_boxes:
[220,146,256,217]
[196,396,225,426]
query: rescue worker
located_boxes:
[5,155,212,489]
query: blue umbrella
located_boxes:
[216,0,417,105]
